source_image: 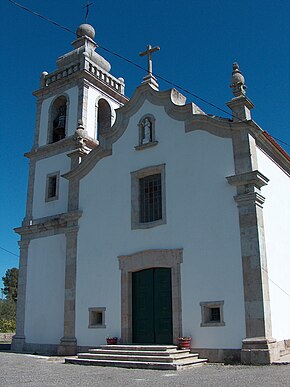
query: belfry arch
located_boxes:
[48,95,68,143]
[96,98,112,138]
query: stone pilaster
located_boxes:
[32,97,44,149]
[227,170,278,364]
[57,226,78,356]
[23,159,36,226]
[77,80,90,131]
[11,239,30,352]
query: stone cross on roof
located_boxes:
[139,44,160,90]
[83,1,93,22]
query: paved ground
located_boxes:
[0,352,290,387]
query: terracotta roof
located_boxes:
[262,131,290,162]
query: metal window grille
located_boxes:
[210,307,221,322]
[139,174,162,223]
[48,175,57,198]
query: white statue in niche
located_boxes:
[141,117,152,144]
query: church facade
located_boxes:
[12,24,290,364]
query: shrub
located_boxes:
[0,318,16,333]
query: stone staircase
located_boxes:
[65,345,208,370]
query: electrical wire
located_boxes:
[0,246,19,258]
[7,0,74,35]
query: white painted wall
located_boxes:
[86,86,120,139]
[25,235,65,344]
[38,86,78,146]
[76,100,245,348]
[32,153,70,219]
[257,148,290,341]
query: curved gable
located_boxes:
[64,83,236,182]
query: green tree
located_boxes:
[2,268,18,302]
[0,298,16,332]
[0,298,16,320]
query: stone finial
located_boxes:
[76,23,95,39]
[230,62,247,97]
[75,119,85,135]
[40,71,48,88]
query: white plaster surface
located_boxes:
[25,235,66,344]
[257,148,290,341]
[32,153,70,219]
[76,100,245,348]
[38,86,78,146]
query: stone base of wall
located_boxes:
[241,337,279,365]
[9,339,290,363]
[57,337,77,356]
[0,333,14,342]
[11,335,25,352]
[25,342,58,355]
[278,339,290,356]
[192,348,241,363]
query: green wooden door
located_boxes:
[132,268,173,344]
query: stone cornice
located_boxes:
[25,137,76,160]
[15,211,82,238]
[63,146,112,180]
[226,95,254,110]
[226,170,269,189]
[63,84,241,183]
[234,120,290,176]
[25,135,98,161]
[227,171,269,208]
[33,69,128,105]
[61,83,289,185]
[185,115,233,138]
[233,192,266,208]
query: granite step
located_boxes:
[65,344,207,370]
[88,348,190,357]
[65,357,208,370]
[77,352,200,363]
[99,345,177,351]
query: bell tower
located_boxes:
[23,23,128,224]
[12,23,128,354]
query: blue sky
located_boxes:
[0,0,289,289]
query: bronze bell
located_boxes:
[53,106,66,141]
[54,114,66,134]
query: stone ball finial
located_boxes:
[230,62,246,97]
[76,24,95,40]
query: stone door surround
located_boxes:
[118,248,183,344]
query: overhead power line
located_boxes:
[7,0,290,149]
[8,0,74,35]
[0,246,19,258]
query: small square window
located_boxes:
[88,307,106,329]
[45,172,60,202]
[131,164,166,229]
[200,301,225,327]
